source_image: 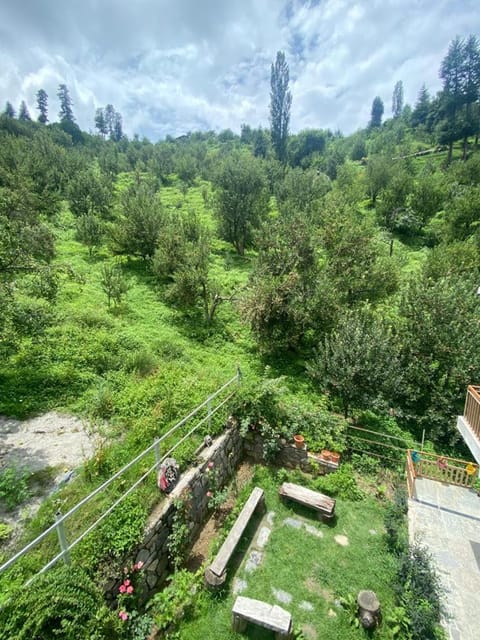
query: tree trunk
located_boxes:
[447,141,453,164]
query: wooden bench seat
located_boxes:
[232,596,293,639]
[279,481,335,520]
[204,486,265,588]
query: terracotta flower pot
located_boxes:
[321,449,331,461]
[293,434,305,449]
[330,452,341,464]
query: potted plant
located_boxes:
[293,434,305,449]
[330,451,341,464]
[321,449,332,461]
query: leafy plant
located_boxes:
[167,497,191,571]
[396,543,446,640]
[148,569,202,633]
[0,462,30,511]
[313,463,364,501]
[384,487,408,554]
[0,565,118,640]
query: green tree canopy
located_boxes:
[214,152,268,255]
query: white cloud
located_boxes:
[0,0,479,139]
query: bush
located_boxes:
[313,464,364,501]
[384,487,408,554]
[396,543,446,640]
[0,463,30,511]
[0,565,119,640]
[148,569,202,633]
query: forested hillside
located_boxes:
[1,35,479,456]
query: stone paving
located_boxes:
[408,477,480,640]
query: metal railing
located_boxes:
[0,370,241,585]
[464,385,480,442]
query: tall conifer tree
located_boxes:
[270,51,292,163]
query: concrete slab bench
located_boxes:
[204,486,265,588]
[232,596,293,639]
[279,481,335,521]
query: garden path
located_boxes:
[408,478,480,640]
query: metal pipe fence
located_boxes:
[0,370,241,586]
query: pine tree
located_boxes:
[370,96,384,127]
[112,112,123,141]
[439,36,465,162]
[392,81,404,118]
[104,104,115,137]
[4,101,15,118]
[18,101,31,121]
[36,89,48,124]
[95,108,108,137]
[270,51,292,163]
[57,84,75,122]
[411,84,430,128]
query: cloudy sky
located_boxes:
[1,0,479,141]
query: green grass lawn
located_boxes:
[176,466,397,640]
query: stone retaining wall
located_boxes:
[105,423,243,603]
[243,433,338,474]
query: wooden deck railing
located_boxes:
[405,450,416,498]
[408,450,478,489]
[464,385,480,442]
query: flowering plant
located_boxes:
[205,461,228,513]
[116,560,152,638]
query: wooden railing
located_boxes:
[405,450,416,498]
[464,385,480,442]
[408,449,478,489]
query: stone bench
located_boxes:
[279,481,335,520]
[232,596,293,639]
[204,486,265,588]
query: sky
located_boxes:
[1,0,479,141]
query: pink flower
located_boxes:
[208,461,214,469]
[118,611,129,621]
[206,491,213,498]
[127,585,134,594]
[119,584,127,594]
[124,579,131,587]
[133,560,144,571]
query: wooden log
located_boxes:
[357,590,381,629]
[279,482,335,519]
[205,487,265,588]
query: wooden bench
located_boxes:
[204,486,265,588]
[279,482,335,521]
[232,596,293,639]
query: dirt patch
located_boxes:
[185,461,255,571]
[301,623,318,640]
[0,412,95,544]
[305,577,334,602]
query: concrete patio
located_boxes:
[408,477,480,640]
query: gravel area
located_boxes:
[0,411,95,473]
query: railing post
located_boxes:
[55,511,70,565]
[154,438,161,469]
[207,397,212,430]
[237,366,242,384]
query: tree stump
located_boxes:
[357,590,381,629]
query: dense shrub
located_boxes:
[0,463,30,510]
[396,543,446,640]
[0,565,119,640]
[384,487,408,554]
[313,463,364,501]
